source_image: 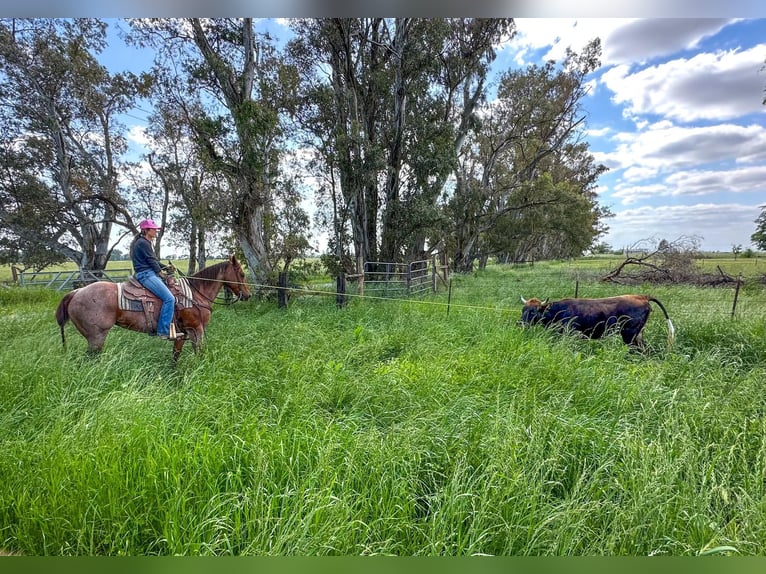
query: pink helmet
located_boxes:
[139,218,162,230]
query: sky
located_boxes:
[502,18,766,253]
[101,18,766,255]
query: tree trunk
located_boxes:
[197,228,207,270]
[238,203,271,285]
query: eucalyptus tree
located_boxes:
[447,40,607,272]
[287,18,514,271]
[139,89,218,274]
[0,18,151,272]
[127,18,306,284]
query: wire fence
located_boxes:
[10,258,766,323]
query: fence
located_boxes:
[358,257,449,298]
[17,267,133,291]
[278,256,451,309]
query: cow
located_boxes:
[519,294,675,350]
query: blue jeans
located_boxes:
[135,270,176,336]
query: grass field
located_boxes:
[1,260,765,555]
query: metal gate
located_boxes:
[362,259,443,298]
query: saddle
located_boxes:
[117,274,194,331]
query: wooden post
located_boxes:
[278,272,288,309]
[574,279,579,298]
[336,273,347,308]
[731,273,743,318]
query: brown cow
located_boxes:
[519,294,675,350]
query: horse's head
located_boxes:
[224,255,251,301]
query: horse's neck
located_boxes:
[192,274,223,302]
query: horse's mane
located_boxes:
[186,260,230,290]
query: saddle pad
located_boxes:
[173,277,194,308]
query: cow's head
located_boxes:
[519,296,549,326]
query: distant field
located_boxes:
[0,259,224,285]
[3,252,764,285]
[570,253,765,276]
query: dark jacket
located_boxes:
[131,236,163,275]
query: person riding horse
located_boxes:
[129,218,179,340]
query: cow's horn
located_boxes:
[520,296,527,304]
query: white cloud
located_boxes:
[508,19,636,66]
[601,19,734,65]
[127,125,149,147]
[611,165,766,204]
[596,122,766,182]
[509,19,738,69]
[586,126,611,138]
[601,45,766,122]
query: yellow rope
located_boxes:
[194,275,517,315]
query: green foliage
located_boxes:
[2,262,766,555]
[751,205,766,250]
[0,18,148,272]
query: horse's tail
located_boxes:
[55,290,76,350]
[649,296,675,346]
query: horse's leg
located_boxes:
[185,327,204,354]
[172,338,186,365]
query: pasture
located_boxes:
[1,260,766,556]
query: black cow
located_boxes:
[519,294,675,349]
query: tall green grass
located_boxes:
[1,262,765,556]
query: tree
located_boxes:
[287,18,514,271]
[751,205,766,250]
[141,88,217,274]
[447,40,607,272]
[0,18,151,272]
[127,18,307,284]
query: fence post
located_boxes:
[446,278,453,317]
[406,263,412,295]
[731,273,743,318]
[278,272,288,309]
[336,272,347,308]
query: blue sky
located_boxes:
[104,18,766,254]
[501,18,766,252]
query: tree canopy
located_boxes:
[1,18,612,279]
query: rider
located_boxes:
[130,218,177,340]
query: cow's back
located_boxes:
[541,296,651,339]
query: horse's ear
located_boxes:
[230,254,237,265]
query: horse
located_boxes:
[55,255,251,364]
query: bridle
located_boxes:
[214,286,241,306]
[175,263,245,309]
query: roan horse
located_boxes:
[55,255,251,363]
